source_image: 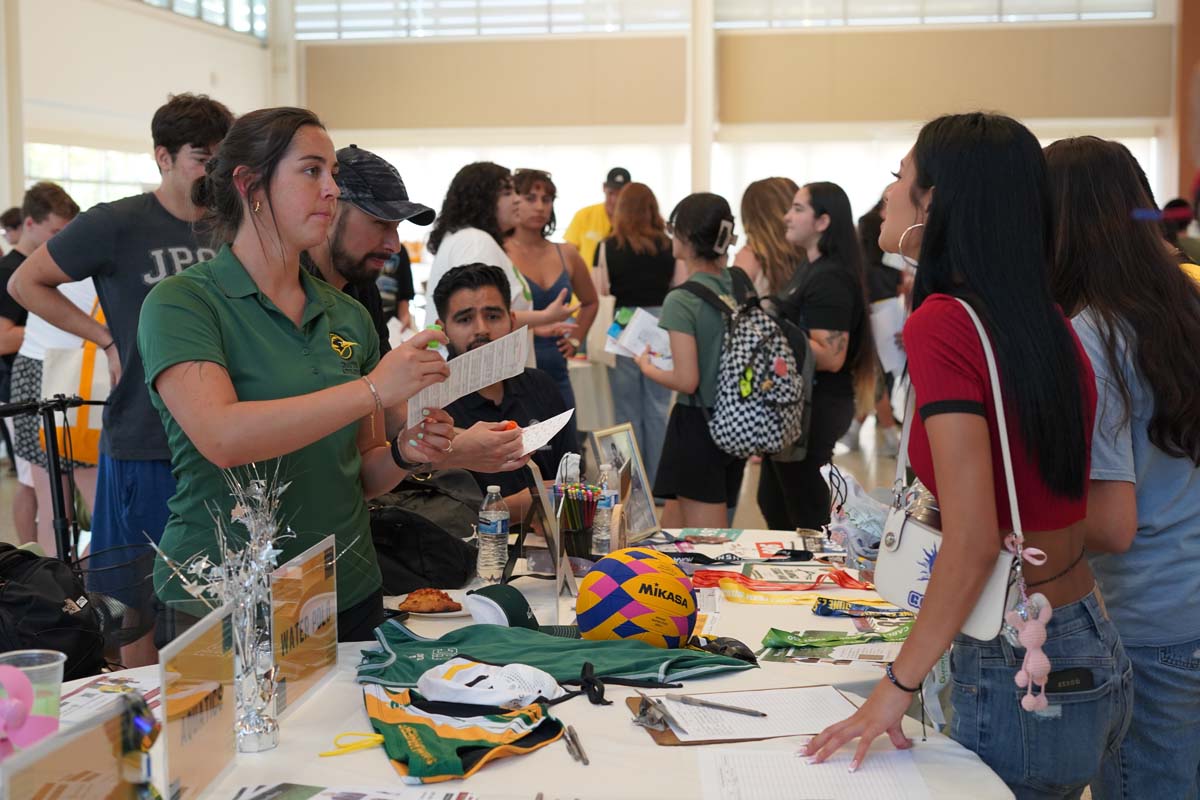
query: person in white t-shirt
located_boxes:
[425,162,573,334]
[10,278,100,557]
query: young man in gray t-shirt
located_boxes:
[9,94,233,662]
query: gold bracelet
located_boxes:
[360,375,383,440]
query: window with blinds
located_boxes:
[292,0,1155,40]
[293,1,690,40]
[714,0,1156,29]
[138,0,268,39]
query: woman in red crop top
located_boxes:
[805,113,1132,799]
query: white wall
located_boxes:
[712,121,1168,232]
[20,0,269,152]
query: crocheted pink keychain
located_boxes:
[1001,531,1052,713]
[1006,592,1053,711]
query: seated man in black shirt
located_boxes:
[436,263,578,520]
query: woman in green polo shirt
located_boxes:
[138,107,453,644]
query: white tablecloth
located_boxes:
[62,530,1014,799]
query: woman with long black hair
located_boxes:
[757,181,875,531]
[805,114,1131,799]
[1045,136,1200,800]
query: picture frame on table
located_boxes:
[587,423,659,543]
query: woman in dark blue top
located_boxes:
[504,169,597,410]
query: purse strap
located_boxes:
[893,298,1024,544]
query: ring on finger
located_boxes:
[444,441,454,454]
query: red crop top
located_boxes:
[902,294,1096,532]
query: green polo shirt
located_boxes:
[138,244,381,615]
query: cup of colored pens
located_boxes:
[554,483,599,557]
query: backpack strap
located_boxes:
[670,281,734,317]
[728,266,758,306]
[667,278,733,413]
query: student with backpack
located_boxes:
[635,193,745,528]
[759,182,875,531]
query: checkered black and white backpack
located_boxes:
[673,268,814,459]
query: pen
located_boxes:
[562,729,580,761]
[567,724,589,765]
[665,693,768,718]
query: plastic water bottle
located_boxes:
[593,464,616,556]
[477,485,510,583]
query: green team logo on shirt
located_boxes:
[329,333,358,359]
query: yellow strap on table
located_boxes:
[319,731,384,757]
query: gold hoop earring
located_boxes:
[898,222,924,269]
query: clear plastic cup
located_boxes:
[0,649,68,743]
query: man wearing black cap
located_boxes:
[303,144,435,357]
[306,145,527,470]
[563,167,630,270]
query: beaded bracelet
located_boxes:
[885,663,921,693]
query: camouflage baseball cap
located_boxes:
[335,144,435,225]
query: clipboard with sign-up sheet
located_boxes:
[627,685,859,746]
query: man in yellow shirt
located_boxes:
[563,167,630,269]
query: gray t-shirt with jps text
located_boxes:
[49,193,215,460]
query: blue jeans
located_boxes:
[608,349,671,486]
[1092,637,1200,800]
[949,591,1133,799]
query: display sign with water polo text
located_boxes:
[159,602,236,800]
[270,535,338,718]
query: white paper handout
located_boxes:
[870,296,907,376]
[616,307,673,369]
[698,748,931,800]
[658,685,857,743]
[520,408,575,456]
[406,326,529,428]
[827,642,905,662]
[604,335,638,359]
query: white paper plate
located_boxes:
[385,589,471,617]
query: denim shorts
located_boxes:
[949,591,1133,800]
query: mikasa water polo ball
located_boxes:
[575,547,698,649]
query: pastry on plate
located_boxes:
[397,588,462,613]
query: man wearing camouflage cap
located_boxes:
[304,145,526,472]
[303,144,434,357]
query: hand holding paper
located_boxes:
[618,308,672,370]
[448,420,528,473]
[405,327,530,428]
[520,409,575,457]
[373,328,451,409]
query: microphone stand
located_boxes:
[0,395,107,571]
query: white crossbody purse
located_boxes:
[874,298,1025,642]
